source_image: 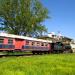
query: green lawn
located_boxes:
[0,53,75,75]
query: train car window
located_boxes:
[0,37,4,44]
[32,41,35,46]
[26,40,29,45]
[37,42,40,46]
[56,42,63,46]
[45,43,48,46]
[8,38,13,44]
[41,43,44,46]
[65,45,71,49]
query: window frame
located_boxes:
[41,42,44,46]
[8,38,13,44]
[0,37,4,44]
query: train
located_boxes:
[0,33,73,55]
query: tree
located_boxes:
[0,0,49,36]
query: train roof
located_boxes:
[0,33,52,43]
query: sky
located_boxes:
[41,0,75,39]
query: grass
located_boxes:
[0,53,75,75]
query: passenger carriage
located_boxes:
[0,33,52,54]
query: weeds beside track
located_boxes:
[0,53,75,75]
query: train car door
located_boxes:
[15,39,24,50]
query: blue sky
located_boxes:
[41,0,75,39]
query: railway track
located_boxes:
[0,54,32,58]
[0,53,43,58]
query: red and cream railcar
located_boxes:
[0,33,52,53]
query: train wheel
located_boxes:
[48,51,51,54]
[63,49,72,53]
[39,52,42,55]
[44,51,47,54]
[37,52,40,54]
[32,51,35,55]
[44,52,46,54]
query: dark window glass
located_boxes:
[37,42,40,46]
[0,37,4,44]
[8,38,13,44]
[26,40,29,45]
[31,41,35,46]
[45,43,48,46]
[41,43,44,46]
